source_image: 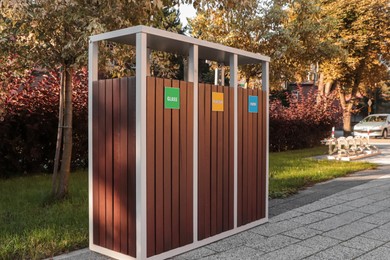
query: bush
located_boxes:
[269,87,341,152]
[0,68,88,177]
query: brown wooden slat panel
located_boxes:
[179,80,188,246]
[255,90,262,219]
[155,78,165,254]
[247,89,254,223]
[216,85,223,234]
[204,84,212,238]
[146,77,156,257]
[228,87,234,229]
[92,81,100,245]
[98,80,106,247]
[163,78,173,251]
[119,78,128,254]
[127,77,137,257]
[197,83,205,240]
[252,89,258,222]
[210,85,218,236]
[186,82,194,244]
[112,78,121,252]
[251,89,258,222]
[237,87,243,227]
[242,88,249,225]
[261,91,267,219]
[222,86,229,231]
[105,79,114,250]
[171,79,180,249]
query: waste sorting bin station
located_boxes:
[88,25,270,260]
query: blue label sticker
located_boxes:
[248,95,258,113]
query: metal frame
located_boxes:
[88,25,270,260]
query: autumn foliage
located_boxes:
[269,87,342,152]
[0,69,88,177]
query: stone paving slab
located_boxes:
[297,235,341,251]
[355,247,390,260]
[204,231,264,252]
[305,245,364,260]
[282,226,323,240]
[256,244,317,260]
[307,211,369,232]
[340,236,385,252]
[290,211,334,225]
[322,221,377,241]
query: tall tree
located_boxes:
[320,0,389,135]
[0,0,179,198]
[188,0,336,88]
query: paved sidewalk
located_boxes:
[53,165,390,260]
[173,166,390,260]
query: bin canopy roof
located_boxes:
[90,25,270,65]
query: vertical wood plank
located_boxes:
[257,90,262,219]
[112,78,121,252]
[186,82,194,244]
[252,89,257,222]
[197,83,205,240]
[261,91,267,218]
[155,78,165,254]
[163,78,172,251]
[171,79,180,249]
[146,77,156,257]
[98,80,106,247]
[179,80,188,246]
[128,77,137,257]
[105,79,113,250]
[228,87,234,229]
[119,78,128,254]
[216,85,223,234]
[222,86,229,231]
[242,88,248,225]
[210,85,218,236]
[92,81,99,245]
[204,84,212,238]
[247,89,253,223]
[237,87,243,227]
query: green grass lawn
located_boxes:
[0,171,88,260]
[0,146,377,259]
[269,146,376,198]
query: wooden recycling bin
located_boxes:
[88,25,270,260]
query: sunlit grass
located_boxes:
[269,146,376,198]
[0,171,88,260]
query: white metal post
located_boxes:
[214,68,218,85]
[262,61,269,220]
[88,39,98,248]
[229,54,238,228]
[136,32,148,260]
[188,44,199,242]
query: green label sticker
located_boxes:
[164,87,180,109]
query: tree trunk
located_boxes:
[316,73,325,102]
[343,110,352,136]
[52,69,65,195]
[53,66,73,199]
[325,81,332,95]
[338,83,353,137]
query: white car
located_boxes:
[353,114,390,138]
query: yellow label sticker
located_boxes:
[212,92,224,112]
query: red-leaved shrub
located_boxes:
[0,68,88,177]
[269,87,342,152]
